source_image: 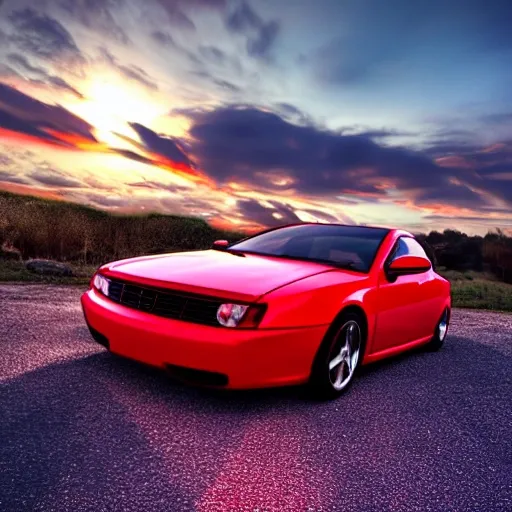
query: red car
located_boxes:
[81,223,451,399]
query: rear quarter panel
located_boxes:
[423,271,452,333]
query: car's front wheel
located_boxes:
[309,311,365,400]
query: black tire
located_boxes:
[425,308,450,352]
[309,311,366,400]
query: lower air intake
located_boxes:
[165,364,229,387]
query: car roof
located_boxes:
[265,222,414,237]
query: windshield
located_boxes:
[228,224,390,273]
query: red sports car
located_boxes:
[81,223,451,399]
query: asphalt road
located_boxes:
[1,284,511,512]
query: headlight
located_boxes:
[216,303,266,328]
[92,273,110,296]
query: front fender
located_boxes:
[256,271,377,329]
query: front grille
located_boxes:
[106,278,223,326]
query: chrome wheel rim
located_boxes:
[438,310,449,341]
[328,320,361,391]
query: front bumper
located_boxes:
[81,288,329,389]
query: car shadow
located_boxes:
[2,334,511,511]
[357,341,432,376]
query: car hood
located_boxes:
[101,250,360,302]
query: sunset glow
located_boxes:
[0,0,510,235]
[70,80,164,142]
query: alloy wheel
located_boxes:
[328,320,361,391]
[438,309,449,341]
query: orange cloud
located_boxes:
[1,82,212,189]
[1,129,213,189]
[395,199,481,218]
[435,155,475,169]
[480,143,506,153]
[341,188,382,198]
[0,127,67,150]
[209,215,264,234]
[150,153,216,188]
[43,129,109,151]
[0,181,65,201]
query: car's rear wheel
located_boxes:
[309,311,365,400]
[425,307,450,351]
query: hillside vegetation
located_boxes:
[0,190,244,264]
[438,269,512,312]
[1,190,511,312]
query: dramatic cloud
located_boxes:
[225,1,280,60]
[7,53,83,98]
[153,0,226,31]
[247,21,279,60]
[302,209,351,224]
[0,108,63,146]
[185,106,438,191]
[0,170,29,185]
[274,103,313,126]
[340,127,416,140]
[236,198,302,227]
[0,82,97,146]
[0,155,14,167]
[7,8,85,68]
[129,123,193,168]
[156,0,226,14]
[156,5,195,31]
[99,48,158,91]
[0,64,22,81]
[0,82,210,187]
[183,105,512,210]
[111,123,213,186]
[56,0,130,45]
[6,54,44,76]
[190,70,241,93]
[178,0,225,7]
[424,214,512,230]
[225,1,261,32]
[198,46,226,64]
[127,179,190,194]
[0,0,510,235]
[30,167,84,188]
[151,30,175,47]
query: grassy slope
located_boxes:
[0,190,246,264]
[1,261,511,312]
[438,269,512,312]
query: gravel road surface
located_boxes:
[1,284,511,512]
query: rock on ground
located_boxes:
[25,259,74,277]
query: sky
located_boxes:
[0,0,511,235]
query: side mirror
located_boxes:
[386,255,431,280]
[212,239,229,250]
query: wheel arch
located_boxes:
[336,304,369,344]
[310,302,369,381]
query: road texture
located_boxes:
[1,284,511,512]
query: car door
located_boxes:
[372,236,433,354]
